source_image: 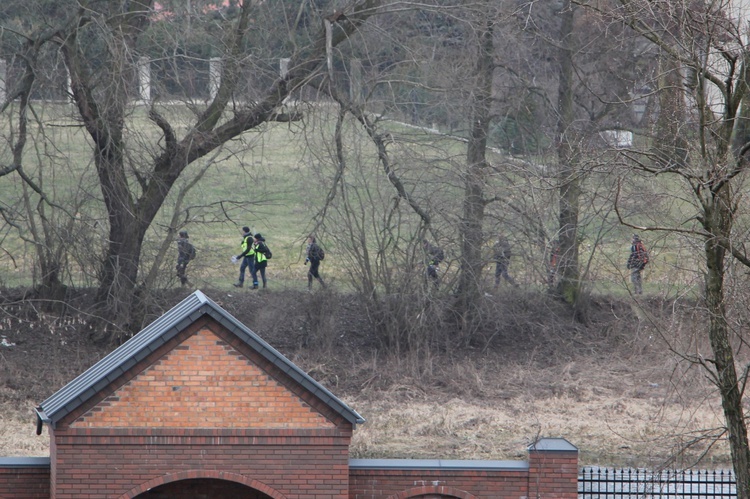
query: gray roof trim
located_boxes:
[348,459,528,471]
[36,290,365,428]
[0,457,51,468]
[528,437,578,452]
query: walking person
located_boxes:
[626,233,649,295]
[305,235,326,290]
[547,239,560,289]
[251,233,270,289]
[493,234,518,288]
[423,239,444,288]
[175,230,196,286]
[232,226,255,288]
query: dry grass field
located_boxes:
[0,286,731,469]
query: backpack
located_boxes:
[432,247,444,265]
[264,245,272,259]
[636,241,648,265]
[495,240,511,262]
[311,244,325,261]
[188,243,196,261]
[434,248,445,264]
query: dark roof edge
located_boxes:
[0,457,51,468]
[348,458,529,471]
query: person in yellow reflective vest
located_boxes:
[233,227,255,288]
[251,233,269,289]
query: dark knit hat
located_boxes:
[242,226,251,234]
[254,233,263,240]
[179,230,188,238]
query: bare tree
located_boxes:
[555,0,582,305]
[0,2,101,304]
[453,8,495,322]
[585,0,750,496]
[1,0,384,339]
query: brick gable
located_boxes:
[71,328,334,429]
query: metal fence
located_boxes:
[579,467,736,498]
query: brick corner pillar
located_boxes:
[527,437,578,499]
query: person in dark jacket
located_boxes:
[626,234,649,295]
[233,226,255,288]
[493,234,517,288]
[305,235,326,290]
[251,233,269,289]
[423,239,443,288]
[175,230,194,286]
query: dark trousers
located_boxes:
[494,262,517,288]
[176,259,189,286]
[252,263,267,288]
[426,264,439,288]
[308,260,325,288]
[238,256,255,284]
[631,268,643,294]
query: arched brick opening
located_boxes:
[118,470,287,499]
[389,485,478,499]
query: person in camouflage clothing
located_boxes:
[626,234,649,295]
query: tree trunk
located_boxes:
[654,55,688,168]
[94,212,147,339]
[456,17,494,328]
[554,0,581,307]
[704,189,750,499]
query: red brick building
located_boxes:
[0,290,578,498]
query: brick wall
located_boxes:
[528,440,579,499]
[348,440,579,499]
[348,467,529,499]
[47,320,355,498]
[72,328,334,429]
[49,428,351,498]
[0,459,50,499]
[0,440,579,498]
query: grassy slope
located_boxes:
[0,102,704,293]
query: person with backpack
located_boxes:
[305,235,326,290]
[423,239,444,288]
[493,234,518,288]
[232,226,255,288]
[251,233,270,289]
[626,233,649,295]
[176,230,196,286]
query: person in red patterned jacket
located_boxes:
[626,234,649,295]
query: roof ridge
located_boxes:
[36,290,364,434]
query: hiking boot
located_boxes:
[233,282,243,288]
